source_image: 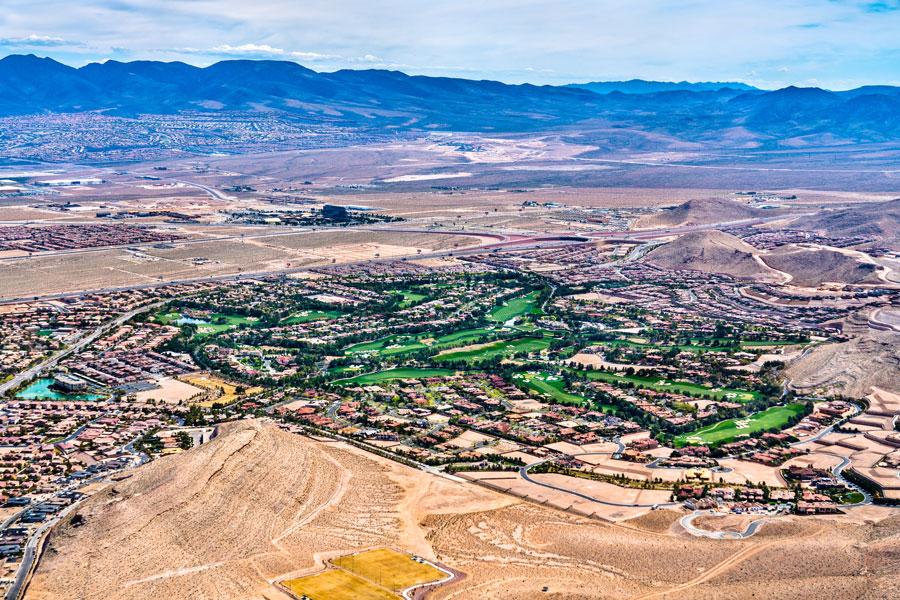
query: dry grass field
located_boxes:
[181,373,263,407]
[333,548,444,591]
[0,229,487,299]
[284,569,398,600]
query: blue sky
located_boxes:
[1,0,899,89]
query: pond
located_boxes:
[174,317,209,325]
[15,379,105,401]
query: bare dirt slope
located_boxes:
[644,230,781,281]
[26,420,508,600]
[636,197,769,229]
[644,230,882,286]
[801,198,900,249]
[762,245,880,286]
[788,329,900,398]
[26,420,900,600]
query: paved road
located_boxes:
[0,301,165,395]
[680,509,782,540]
[520,452,679,508]
[5,449,145,600]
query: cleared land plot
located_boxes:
[487,291,541,323]
[585,369,759,401]
[435,337,550,362]
[284,569,398,600]
[333,548,444,591]
[675,403,806,447]
[134,377,204,404]
[335,368,457,385]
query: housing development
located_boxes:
[2,22,900,599]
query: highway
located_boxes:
[0,213,808,306]
[0,301,165,395]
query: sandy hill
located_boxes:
[761,245,881,287]
[24,419,900,600]
[644,230,782,282]
[26,420,508,600]
[637,197,770,229]
[802,198,900,248]
[644,231,883,286]
[788,329,900,398]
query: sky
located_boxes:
[1,0,899,89]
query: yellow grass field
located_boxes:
[180,374,262,407]
[284,569,398,600]
[333,548,445,591]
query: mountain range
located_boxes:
[4,55,900,144]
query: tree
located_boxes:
[176,431,194,450]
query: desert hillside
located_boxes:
[644,230,884,287]
[26,420,509,600]
[800,198,900,248]
[24,419,900,600]
[636,197,770,229]
[644,230,781,281]
[762,245,881,286]
[788,329,900,398]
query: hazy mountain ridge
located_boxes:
[3,55,900,141]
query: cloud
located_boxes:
[291,51,341,60]
[176,44,339,61]
[0,34,82,47]
[211,43,285,56]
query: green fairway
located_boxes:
[435,337,550,362]
[513,371,588,405]
[334,367,457,385]
[281,310,343,324]
[584,370,760,401]
[391,290,427,307]
[487,291,541,323]
[675,404,805,447]
[599,339,734,353]
[156,311,259,335]
[194,314,259,335]
[344,328,500,357]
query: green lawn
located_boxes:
[391,290,427,308]
[281,310,343,324]
[488,291,541,323]
[334,367,457,385]
[599,339,734,353]
[195,314,259,336]
[155,310,259,335]
[674,404,805,447]
[343,328,500,357]
[584,370,760,401]
[513,371,589,405]
[435,337,550,362]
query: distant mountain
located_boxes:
[567,79,759,94]
[3,55,900,144]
